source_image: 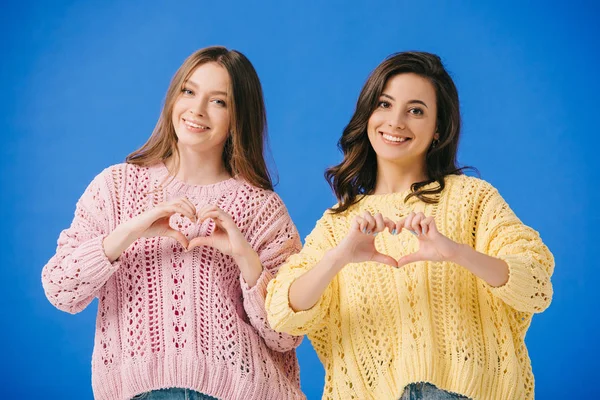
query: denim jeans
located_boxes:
[131,388,219,400]
[400,382,470,400]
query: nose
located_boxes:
[387,111,406,130]
[189,96,207,117]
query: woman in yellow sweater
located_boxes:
[265,52,554,400]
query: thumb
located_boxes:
[187,236,214,251]
[372,252,398,268]
[163,229,189,250]
[397,251,424,268]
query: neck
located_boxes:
[165,146,231,186]
[373,158,428,194]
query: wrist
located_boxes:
[447,242,472,265]
[324,246,350,272]
[103,222,140,262]
[234,244,261,271]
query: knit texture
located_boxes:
[42,163,305,400]
[266,174,554,400]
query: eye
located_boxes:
[212,99,227,107]
[377,101,391,109]
[409,107,424,116]
[181,88,194,95]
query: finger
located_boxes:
[352,216,365,233]
[361,211,376,234]
[394,218,405,235]
[197,205,222,222]
[403,213,417,235]
[358,217,369,234]
[163,228,189,250]
[397,251,423,268]
[411,212,425,236]
[372,252,398,268]
[198,210,236,232]
[179,197,198,222]
[169,198,196,221]
[421,216,434,236]
[373,213,386,234]
[159,204,196,222]
[383,217,397,234]
[196,204,217,220]
[187,236,213,251]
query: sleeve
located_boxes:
[240,192,304,352]
[41,168,121,314]
[474,183,555,313]
[265,210,336,336]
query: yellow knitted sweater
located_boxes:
[266,175,554,400]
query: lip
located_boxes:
[379,131,412,145]
[182,118,210,132]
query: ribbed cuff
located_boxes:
[487,253,550,312]
[240,267,273,316]
[72,235,122,288]
[265,266,331,336]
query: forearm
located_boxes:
[235,246,263,288]
[450,243,509,287]
[102,222,140,262]
[289,247,346,312]
[241,268,303,351]
[42,235,120,313]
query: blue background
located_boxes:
[2,1,598,398]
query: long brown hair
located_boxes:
[126,46,274,190]
[325,51,470,213]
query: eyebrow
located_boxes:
[184,80,228,96]
[381,93,428,108]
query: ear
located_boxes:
[434,132,440,140]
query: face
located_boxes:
[171,62,231,154]
[367,73,438,166]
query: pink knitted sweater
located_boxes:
[42,163,305,400]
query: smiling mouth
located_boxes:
[380,132,412,144]
[183,118,210,130]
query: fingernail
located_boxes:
[372,232,377,236]
[367,230,371,235]
[362,228,366,233]
[409,230,418,236]
[391,229,397,235]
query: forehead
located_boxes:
[383,73,436,101]
[186,62,230,92]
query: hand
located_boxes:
[187,205,256,262]
[395,212,461,267]
[334,211,398,268]
[123,197,197,249]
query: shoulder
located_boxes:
[87,162,158,200]
[237,181,289,213]
[442,174,499,198]
[84,163,129,192]
[93,162,147,182]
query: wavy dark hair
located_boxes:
[325,51,471,213]
[126,46,274,190]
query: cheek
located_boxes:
[172,100,187,119]
[214,110,230,131]
[367,113,381,135]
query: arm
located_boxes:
[395,184,554,314]
[42,166,199,314]
[187,195,305,352]
[473,187,554,313]
[266,210,397,335]
[41,169,120,314]
[239,194,305,352]
[265,213,336,336]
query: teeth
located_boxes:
[185,120,208,129]
[382,133,409,142]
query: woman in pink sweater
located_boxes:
[42,46,305,400]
